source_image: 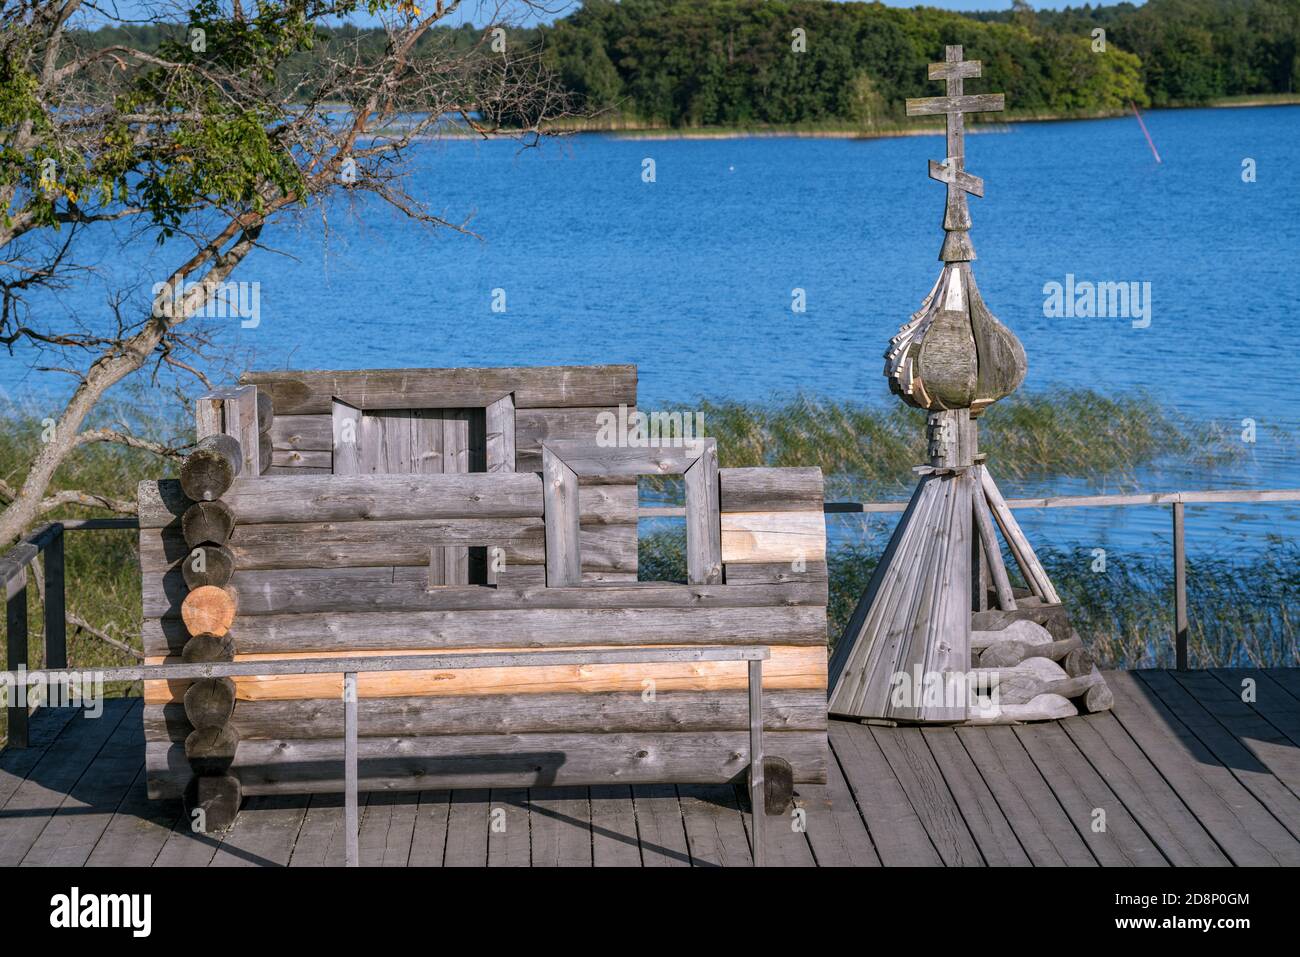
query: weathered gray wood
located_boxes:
[1060,711,1230,865]
[542,445,581,586]
[1013,720,1167,865]
[180,433,243,502]
[487,787,530,866]
[145,730,827,798]
[18,700,143,866]
[241,364,636,415]
[273,448,331,469]
[723,561,828,584]
[1143,670,1300,839]
[543,439,702,478]
[589,785,642,866]
[828,721,942,865]
[141,475,545,529]
[184,677,235,729]
[872,726,982,865]
[185,725,239,775]
[905,93,1005,116]
[678,784,753,867]
[442,789,489,866]
[530,786,592,867]
[978,636,1082,669]
[270,414,332,452]
[181,543,235,590]
[954,725,1096,866]
[719,467,824,513]
[798,752,880,866]
[632,784,691,866]
[256,388,274,433]
[85,764,183,867]
[344,670,358,867]
[144,594,825,654]
[207,793,305,866]
[181,633,235,663]
[513,406,616,470]
[406,790,452,866]
[920,725,1029,865]
[43,530,66,669]
[141,579,827,650]
[180,500,235,548]
[5,569,28,748]
[485,393,516,473]
[684,441,722,585]
[1173,501,1188,669]
[145,689,828,740]
[981,468,1061,604]
[972,470,1016,610]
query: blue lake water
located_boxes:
[5,105,1299,561]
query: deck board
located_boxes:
[3,670,1299,866]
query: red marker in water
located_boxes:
[1131,100,1161,164]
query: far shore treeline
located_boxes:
[73,0,1300,130]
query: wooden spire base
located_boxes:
[828,464,1113,724]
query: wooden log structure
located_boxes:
[139,364,830,804]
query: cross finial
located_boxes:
[905,46,1004,262]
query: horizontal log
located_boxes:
[142,604,828,656]
[977,636,1082,669]
[719,468,824,513]
[180,434,242,502]
[967,692,1077,725]
[721,510,826,564]
[723,561,828,585]
[145,728,826,799]
[265,466,331,475]
[143,688,829,741]
[271,448,331,469]
[269,413,332,451]
[515,406,624,458]
[143,569,827,621]
[543,440,705,477]
[138,474,545,528]
[143,644,827,703]
[241,365,637,415]
[191,774,241,832]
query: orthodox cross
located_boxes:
[905,45,1004,261]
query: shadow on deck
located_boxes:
[2,669,1298,866]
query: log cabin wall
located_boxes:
[137,365,828,801]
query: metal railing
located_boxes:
[643,486,1300,670]
[0,646,771,866]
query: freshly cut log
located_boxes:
[181,500,235,548]
[180,543,235,590]
[143,644,827,703]
[977,635,1080,669]
[184,677,236,728]
[181,585,237,637]
[188,774,241,832]
[145,729,828,799]
[181,632,236,664]
[180,434,242,502]
[185,725,240,775]
[968,692,1078,725]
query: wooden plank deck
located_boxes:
[3,669,1298,867]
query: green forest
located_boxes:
[73,0,1300,130]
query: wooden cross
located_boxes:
[905,45,1004,199]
